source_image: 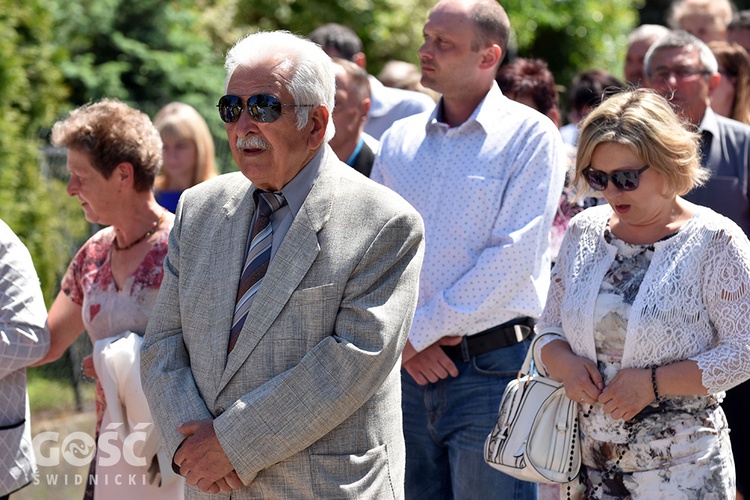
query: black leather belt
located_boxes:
[441,317,535,362]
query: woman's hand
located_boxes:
[559,357,604,406]
[541,339,604,405]
[598,368,654,421]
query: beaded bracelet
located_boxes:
[651,365,660,401]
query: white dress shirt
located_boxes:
[371,83,566,351]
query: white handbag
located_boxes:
[484,328,581,484]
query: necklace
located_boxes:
[113,212,166,251]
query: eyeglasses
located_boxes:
[582,165,650,191]
[649,66,711,82]
[217,94,315,123]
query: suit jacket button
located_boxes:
[215,407,225,416]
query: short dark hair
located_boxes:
[568,69,624,114]
[469,0,511,64]
[496,58,558,116]
[308,23,363,61]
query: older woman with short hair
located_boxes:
[537,88,750,497]
[38,99,182,499]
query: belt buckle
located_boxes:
[458,337,471,363]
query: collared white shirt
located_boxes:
[371,83,566,351]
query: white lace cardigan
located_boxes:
[537,204,750,395]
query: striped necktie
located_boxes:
[228,190,286,353]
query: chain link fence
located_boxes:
[34,146,95,412]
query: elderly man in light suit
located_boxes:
[141,31,424,499]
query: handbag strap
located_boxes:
[519,326,566,377]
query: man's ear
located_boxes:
[547,107,561,129]
[480,44,502,71]
[353,52,367,70]
[308,105,330,150]
[707,71,722,94]
[360,97,371,126]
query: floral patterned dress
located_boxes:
[571,228,735,499]
[62,224,182,499]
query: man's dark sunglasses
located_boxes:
[582,165,650,191]
[217,94,314,123]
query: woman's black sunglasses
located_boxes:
[217,94,314,124]
[582,165,650,191]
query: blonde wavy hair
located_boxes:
[153,102,218,191]
[574,88,710,198]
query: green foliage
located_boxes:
[48,0,232,170]
[50,0,223,106]
[231,0,435,75]
[228,0,639,104]
[0,0,89,305]
[504,0,641,93]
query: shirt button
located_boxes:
[215,407,225,416]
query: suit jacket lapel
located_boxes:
[220,148,337,387]
[208,178,256,393]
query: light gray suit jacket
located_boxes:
[1,219,49,496]
[141,146,424,499]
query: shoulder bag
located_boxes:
[484,328,581,484]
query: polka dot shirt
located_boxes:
[371,84,567,351]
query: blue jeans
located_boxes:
[402,338,538,500]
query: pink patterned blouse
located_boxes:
[61,224,171,342]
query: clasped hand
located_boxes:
[175,419,246,493]
[562,358,655,421]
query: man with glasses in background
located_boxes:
[644,29,750,235]
[644,28,750,500]
[142,30,425,499]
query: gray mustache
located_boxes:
[236,136,271,149]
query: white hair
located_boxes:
[224,31,336,142]
[628,24,670,46]
[644,29,719,77]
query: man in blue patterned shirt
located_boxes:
[371,0,566,498]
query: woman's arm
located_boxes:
[652,360,707,396]
[34,290,85,365]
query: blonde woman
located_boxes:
[153,102,218,212]
[538,89,750,497]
